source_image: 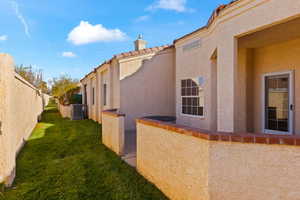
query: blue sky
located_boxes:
[0,0,232,82]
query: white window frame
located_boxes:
[261,70,294,135]
[180,78,205,118]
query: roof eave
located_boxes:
[173,0,240,44]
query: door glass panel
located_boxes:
[265,75,289,132]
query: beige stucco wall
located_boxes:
[119,54,155,80]
[81,61,119,124]
[0,54,47,186]
[81,79,88,105]
[90,76,97,121]
[102,113,125,155]
[111,60,121,110]
[97,65,117,123]
[209,141,300,200]
[12,74,44,151]
[0,54,15,186]
[43,94,51,107]
[137,122,210,200]
[101,68,111,110]
[175,0,300,133]
[175,37,216,131]
[58,104,71,118]
[82,73,98,122]
[120,48,175,130]
[137,121,300,200]
[82,48,175,131]
[81,78,91,117]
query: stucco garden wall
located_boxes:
[136,121,209,200]
[137,118,300,200]
[58,104,71,118]
[43,94,51,108]
[0,54,48,186]
[102,111,125,155]
[209,141,300,200]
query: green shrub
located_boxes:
[69,94,82,104]
[59,87,81,105]
[0,182,4,193]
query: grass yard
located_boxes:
[1,101,167,200]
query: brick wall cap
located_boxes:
[136,118,300,146]
[102,109,125,117]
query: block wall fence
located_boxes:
[0,54,50,186]
[102,110,125,156]
[136,118,300,200]
[58,104,72,119]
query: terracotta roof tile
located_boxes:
[80,44,173,82]
[113,44,173,60]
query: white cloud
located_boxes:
[177,20,185,25]
[10,0,30,38]
[147,0,188,12]
[62,52,76,58]
[67,21,127,45]
[134,15,150,23]
[0,35,8,41]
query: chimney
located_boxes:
[134,34,147,51]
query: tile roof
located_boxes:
[174,0,239,43]
[80,45,173,81]
[114,45,171,59]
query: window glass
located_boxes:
[181,78,204,116]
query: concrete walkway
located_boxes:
[122,130,137,167]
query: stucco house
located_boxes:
[134,0,300,199]
[172,0,300,135]
[80,36,175,155]
[82,0,300,199]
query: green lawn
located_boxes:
[1,101,167,200]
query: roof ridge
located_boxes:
[114,44,171,58]
[80,44,173,81]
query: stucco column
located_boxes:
[217,37,238,132]
[88,78,93,120]
[113,64,120,109]
[97,71,103,123]
[0,54,16,185]
[108,66,113,109]
[81,82,85,104]
[95,72,100,122]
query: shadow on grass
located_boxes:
[1,103,168,200]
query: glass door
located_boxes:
[264,73,293,134]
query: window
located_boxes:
[181,78,204,116]
[103,83,107,106]
[92,87,95,105]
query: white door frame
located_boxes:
[262,70,294,135]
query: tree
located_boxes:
[50,75,79,105]
[15,65,50,94]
